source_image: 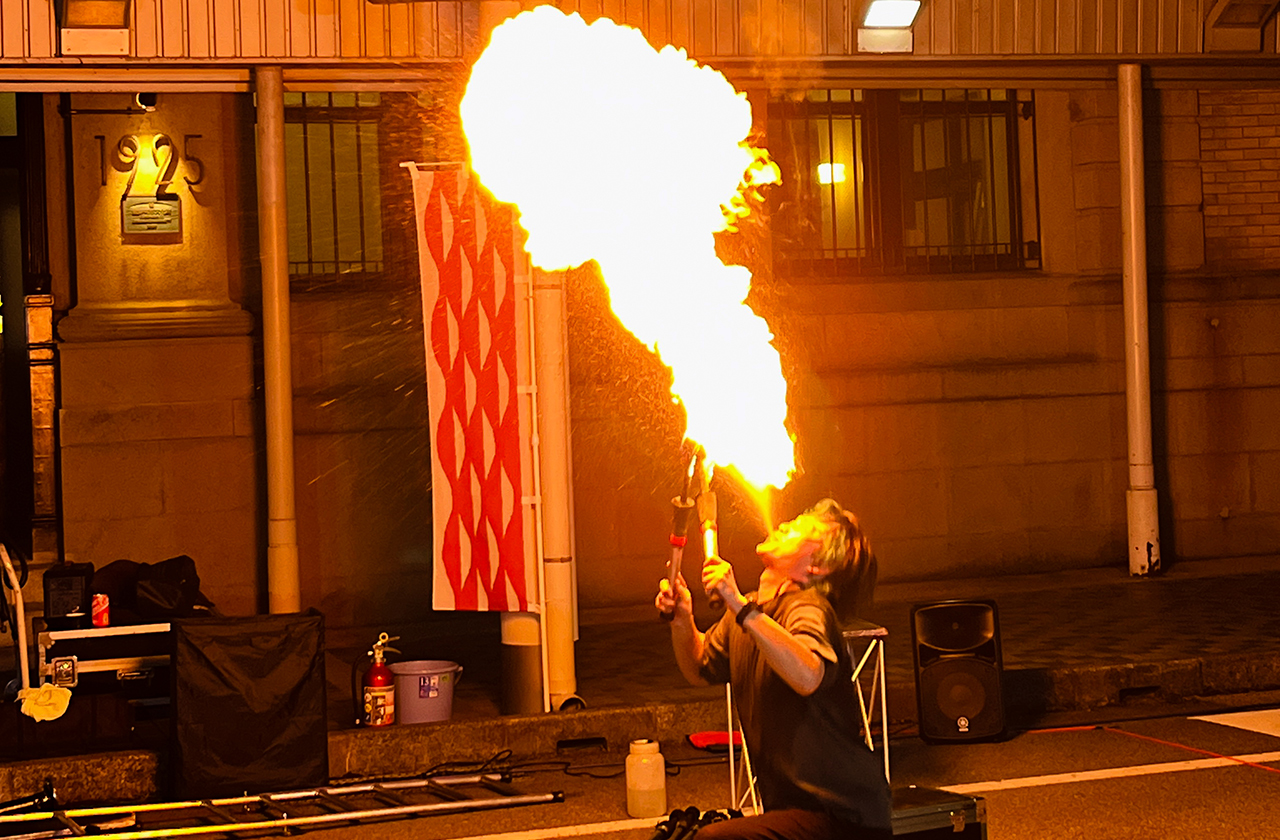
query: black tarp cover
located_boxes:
[171,610,327,798]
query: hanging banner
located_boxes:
[408,164,538,612]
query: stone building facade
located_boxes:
[0,0,1277,647]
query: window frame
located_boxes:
[767,88,1040,279]
[283,92,388,290]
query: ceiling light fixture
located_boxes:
[857,0,922,53]
[863,0,921,27]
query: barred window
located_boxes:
[284,92,385,281]
[769,89,1040,277]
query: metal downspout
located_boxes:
[533,268,580,710]
[1118,63,1161,576]
[255,66,302,611]
[501,263,550,715]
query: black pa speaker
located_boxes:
[911,599,1005,743]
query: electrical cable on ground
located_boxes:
[330,747,732,788]
[511,754,728,781]
[329,749,517,786]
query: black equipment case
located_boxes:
[0,621,172,759]
[892,785,987,838]
[37,621,172,695]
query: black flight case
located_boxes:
[892,785,987,838]
[0,620,173,759]
[37,620,172,698]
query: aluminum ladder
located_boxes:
[0,773,564,839]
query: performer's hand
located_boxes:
[702,555,743,609]
[656,574,693,622]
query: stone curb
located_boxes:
[0,750,158,804]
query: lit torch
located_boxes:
[667,447,698,590]
[661,447,698,623]
[690,447,726,609]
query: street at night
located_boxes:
[53,701,1273,840]
[4,0,1280,838]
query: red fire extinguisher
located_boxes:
[357,632,399,727]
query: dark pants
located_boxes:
[694,809,893,840]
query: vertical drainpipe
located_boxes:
[533,268,580,710]
[255,66,303,611]
[508,277,551,714]
[1117,63,1161,576]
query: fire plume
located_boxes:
[461,7,793,492]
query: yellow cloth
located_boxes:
[18,684,72,721]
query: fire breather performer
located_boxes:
[654,498,892,840]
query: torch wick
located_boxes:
[691,445,707,500]
[680,444,701,504]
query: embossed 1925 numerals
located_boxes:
[98,133,205,199]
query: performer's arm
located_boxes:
[733,604,826,696]
[703,556,828,696]
[657,575,712,687]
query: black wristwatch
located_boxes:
[735,600,761,627]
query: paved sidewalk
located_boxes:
[323,553,1280,782]
[435,553,1280,719]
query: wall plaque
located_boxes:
[122,196,182,236]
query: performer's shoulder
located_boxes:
[774,587,837,622]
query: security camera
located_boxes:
[135,93,158,112]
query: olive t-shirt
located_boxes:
[697,588,893,830]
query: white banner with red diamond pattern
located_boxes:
[409,164,538,612]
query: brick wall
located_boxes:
[1200,90,1280,268]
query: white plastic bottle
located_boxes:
[625,739,667,818]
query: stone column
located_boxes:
[57,92,260,616]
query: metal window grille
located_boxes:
[284,92,385,282]
[769,89,1038,277]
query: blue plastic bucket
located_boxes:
[389,660,463,724]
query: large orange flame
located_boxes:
[461,7,793,492]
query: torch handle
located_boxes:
[667,539,686,587]
[663,496,695,622]
[669,496,695,585]
[661,538,685,624]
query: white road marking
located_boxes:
[940,750,1280,794]
[1190,708,1280,739]
[450,743,1280,838]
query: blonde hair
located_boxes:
[804,498,877,624]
